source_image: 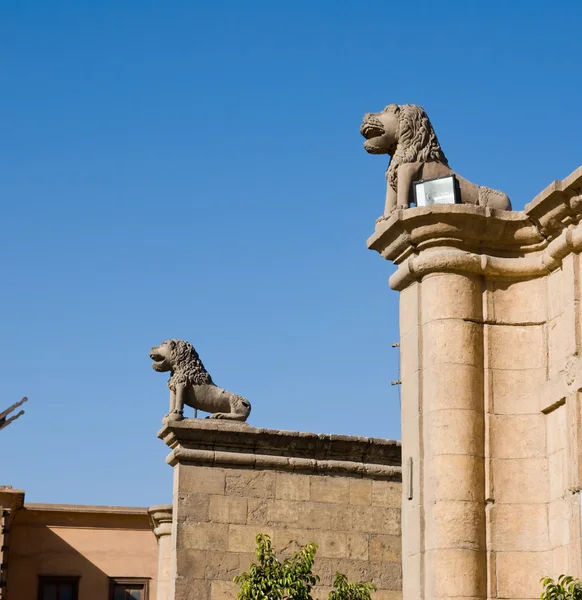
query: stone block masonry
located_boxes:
[368,166,582,600]
[159,419,402,600]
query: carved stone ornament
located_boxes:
[150,339,251,422]
[360,104,512,216]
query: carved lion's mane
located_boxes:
[386,104,449,191]
[167,339,213,391]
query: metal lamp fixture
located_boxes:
[413,174,459,207]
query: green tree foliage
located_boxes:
[234,534,376,600]
[541,575,582,600]
[329,573,376,600]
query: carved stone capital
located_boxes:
[148,504,173,539]
[368,166,582,290]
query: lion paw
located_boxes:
[209,412,228,419]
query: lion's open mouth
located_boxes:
[150,352,165,362]
[360,121,385,140]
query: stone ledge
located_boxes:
[368,204,544,263]
[525,166,582,240]
[158,419,401,481]
[367,166,582,290]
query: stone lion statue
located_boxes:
[360,104,511,215]
[150,339,251,422]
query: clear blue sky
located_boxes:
[1,1,580,507]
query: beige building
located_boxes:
[0,486,170,600]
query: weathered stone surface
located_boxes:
[350,505,401,535]
[423,409,485,457]
[166,420,402,600]
[424,548,486,598]
[368,534,401,562]
[177,465,225,496]
[548,498,571,548]
[548,450,566,501]
[490,367,544,414]
[491,504,549,551]
[346,533,369,561]
[275,472,310,501]
[423,320,483,368]
[426,454,485,502]
[492,457,549,504]
[176,493,210,523]
[177,522,228,551]
[208,495,247,524]
[371,481,401,508]
[422,364,484,412]
[399,282,420,337]
[349,479,372,506]
[210,580,239,600]
[490,414,546,459]
[267,499,301,525]
[226,471,276,499]
[496,551,551,598]
[487,324,545,370]
[311,476,350,504]
[488,278,547,325]
[424,500,486,551]
[228,523,273,553]
[421,273,483,324]
[366,166,582,600]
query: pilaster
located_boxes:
[368,166,582,600]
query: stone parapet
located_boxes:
[159,419,403,600]
[159,419,401,481]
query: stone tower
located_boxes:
[368,167,582,600]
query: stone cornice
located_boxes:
[148,504,172,538]
[525,166,582,240]
[367,166,582,290]
[158,419,401,481]
[0,487,25,513]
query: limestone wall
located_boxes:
[368,166,582,600]
[158,420,402,600]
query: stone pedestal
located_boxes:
[368,167,582,600]
[149,505,173,600]
[159,419,402,600]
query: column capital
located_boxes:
[148,505,172,539]
[367,166,582,291]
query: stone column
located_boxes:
[149,505,173,600]
[400,268,486,600]
[420,272,486,600]
[367,203,547,600]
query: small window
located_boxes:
[38,576,79,600]
[109,578,149,600]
